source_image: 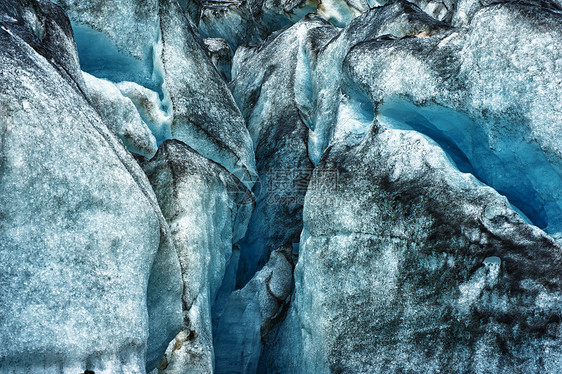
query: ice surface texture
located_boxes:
[0,0,183,372]
[2,0,562,372]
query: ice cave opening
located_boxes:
[377,97,562,235]
[72,22,163,95]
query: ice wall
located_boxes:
[0,1,183,371]
[290,126,562,373]
[142,140,254,373]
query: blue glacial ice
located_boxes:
[377,99,562,233]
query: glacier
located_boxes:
[1,0,562,373]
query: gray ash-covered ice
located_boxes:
[0,0,183,372]
[146,228,185,371]
[142,140,254,373]
[284,125,562,373]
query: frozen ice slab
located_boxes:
[288,126,562,373]
[317,0,385,26]
[116,81,173,146]
[0,1,182,371]
[141,140,254,373]
[407,0,562,26]
[83,72,158,158]
[377,99,562,232]
[160,0,257,188]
